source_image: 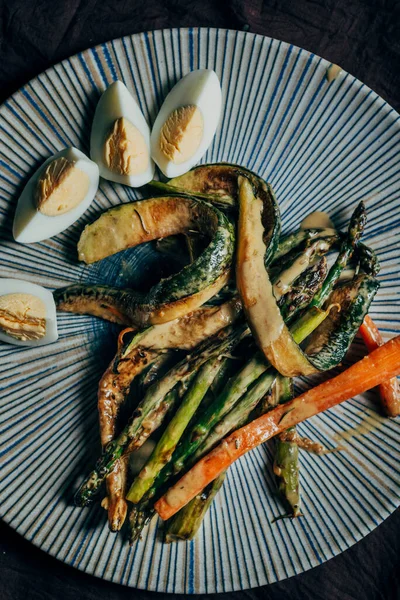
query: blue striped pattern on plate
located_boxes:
[0,28,399,594]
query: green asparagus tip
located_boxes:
[349,201,367,244]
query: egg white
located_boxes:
[13,147,99,244]
[0,278,58,347]
[90,80,154,187]
[150,69,222,178]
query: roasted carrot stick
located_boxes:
[155,335,400,520]
[359,315,400,417]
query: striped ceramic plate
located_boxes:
[0,28,399,594]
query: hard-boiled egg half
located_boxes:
[13,147,99,244]
[150,70,222,178]
[0,279,58,346]
[90,81,154,187]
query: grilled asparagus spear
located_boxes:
[273,227,337,263]
[271,236,336,301]
[272,377,302,518]
[274,427,301,518]
[126,356,229,504]
[75,323,247,507]
[279,257,327,321]
[309,201,367,309]
[162,377,295,542]
[189,305,331,463]
[164,472,226,542]
[81,240,327,509]
[128,304,332,542]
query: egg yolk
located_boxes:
[0,293,46,341]
[104,117,149,176]
[159,105,203,165]
[35,157,90,217]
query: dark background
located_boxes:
[0,0,399,598]
[1,0,399,110]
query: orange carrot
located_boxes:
[155,335,400,520]
[359,315,400,417]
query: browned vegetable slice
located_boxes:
[236,175,317,377]
[56,195,234,326]
[97,297,243,529]
[236,176,379,377]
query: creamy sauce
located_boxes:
[326,64,342,83]
[298,437,344,455]
[279,397,315,428]
[98,350,156,446]
[149,270,230,325]
[125,297,241,354]
[297,435,326,454]
[236,178,319,375]
[300,211,335,231]
[129,439,157,476]
[280,429,328,454]
[237,176,284,346]
[337,268,356,283]
[333,411,385,442]
[105,457,130,530]
[286,489,301,515]
[273,242,328,300]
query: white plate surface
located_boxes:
[0,27,399,594]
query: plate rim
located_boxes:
[0,25,399,594]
